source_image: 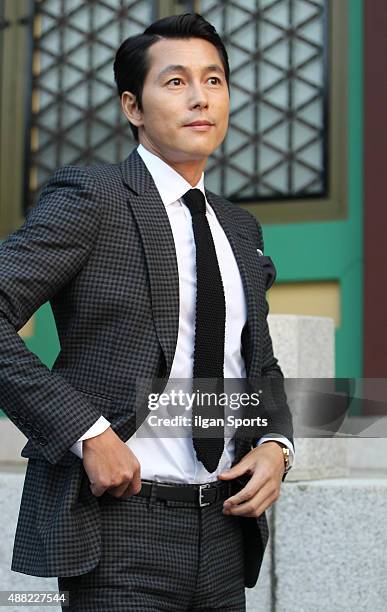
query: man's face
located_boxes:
[123,37,230,164]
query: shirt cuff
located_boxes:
[256,434,295,469]
[69,415,111,459]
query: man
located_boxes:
[0,13,294,611]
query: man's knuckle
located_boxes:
[111,472,128,486]
[245,506,257,517]
[245,486,256,498]
[98,477,111,488]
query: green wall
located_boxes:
[22,302,60,370]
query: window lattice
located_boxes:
[200,0,327,199]
[29,0,156,211]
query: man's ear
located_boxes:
[121,91,143,127]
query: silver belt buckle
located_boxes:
[199,483,211,507]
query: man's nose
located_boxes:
[188,84,209,108]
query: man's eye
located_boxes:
[167,77,222,85]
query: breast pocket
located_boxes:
[257,255,277,290]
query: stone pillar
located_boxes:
[268,314,349,480]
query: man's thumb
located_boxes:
[217,464,245,479]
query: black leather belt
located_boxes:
[135,479,235,507]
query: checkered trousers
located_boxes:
[58,480,246,611]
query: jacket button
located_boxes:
[38,436,48,446]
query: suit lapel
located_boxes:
[119,147,264,382]
[119,147,179,377]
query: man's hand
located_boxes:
[82,427,141,499]
[217,441,285,517]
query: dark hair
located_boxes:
[113,13,230,142]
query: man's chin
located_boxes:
[175,143,217,159]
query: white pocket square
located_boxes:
[256,248,263,257]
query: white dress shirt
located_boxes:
[70,143,295,482]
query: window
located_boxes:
[0,0,348,236]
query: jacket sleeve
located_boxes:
[251,217,295,482]
[0,165,105,465]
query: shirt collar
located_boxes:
[136,143,213,215]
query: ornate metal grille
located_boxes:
[28,0,157,212]
[199,0,328,200]
[28,0,328,212]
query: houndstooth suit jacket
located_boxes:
[0,146,293,588]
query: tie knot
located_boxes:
[182,189,206,216]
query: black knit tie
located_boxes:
[182,188,226,473]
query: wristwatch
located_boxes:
[282,446,291,473]
[269,441,292,473]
